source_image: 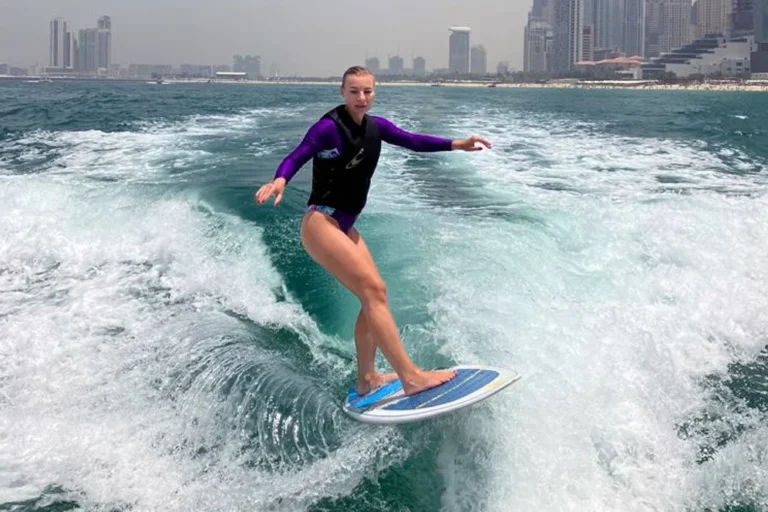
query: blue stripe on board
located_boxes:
[346,379,404,409]
[384,369,499,411]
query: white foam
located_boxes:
[0,110,403,510]
[0,105,309,184]
[5,99,768,511]
[367,106,768,510]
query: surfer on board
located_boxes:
[256,66,491,396]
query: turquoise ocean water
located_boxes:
[1,80,768,511]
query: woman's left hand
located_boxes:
[452,136,492,152]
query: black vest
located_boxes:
[307,105,382,214]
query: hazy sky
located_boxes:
[0,0,530,75]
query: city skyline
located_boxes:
[48,15,112,74]
[39,17,498,78]
[0,0,531,75]
[521,0,768,79]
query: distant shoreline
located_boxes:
[250,79,768,92]
[3,74,767,92]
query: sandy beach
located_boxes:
[192,77,768,92]
[3,74,768,92]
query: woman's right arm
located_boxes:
[273,137,319,184]
[255,120,331,206]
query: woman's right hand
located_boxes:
[255,178,286,206]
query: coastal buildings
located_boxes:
[552,0,584,71]
[11,5,766,81]
[523,0,768,79]
[640,34,755,77]
[524,17,554,72]
[470,45,488,74]
[47,15,112,75]
[525,0,585,73]
[232,55,261,79]
[448,26,471,74]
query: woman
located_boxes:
[256,66,491,397]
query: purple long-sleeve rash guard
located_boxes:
[274,116,453,183]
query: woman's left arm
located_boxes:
[374,116,491,153]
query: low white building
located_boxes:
[215,71,248,81]
[640,35,756,79]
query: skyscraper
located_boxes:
[582,0,596,62]
[582,25,594,60]
[731,0,754,34]
[584,0,595,30]
[388,55,404,74]
[609,0,626,51]
[97,16,112,72]
[751,0,768,76]
[413,56,426,76]
[592,0,612,50]
[233,55,261,78]
[64,31,76,69]
[645,0,662,57]
[470,45,487,74]
[448,26,471,74]
[50,18,66,68]
[624,0,646,56]
[661,0,692,52]
[531,0,555,23]
[524,17,554,71]
[63,30,73,68]
[552,0,584,71]
[365,57,380,73]
[757,0,768,41]
[78,28,98,73]
[647,0,693,57]
[697,0,733,36]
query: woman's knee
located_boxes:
[358,278,387,305]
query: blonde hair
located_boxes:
[341,65,375,87]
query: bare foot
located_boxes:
[402,369,457,396]
[356,372,399,396]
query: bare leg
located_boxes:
[301,211,455,396]
[350,231,398,394]
[354,308,397,395]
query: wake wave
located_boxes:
[364,103,768,511]
[0,110,404,511]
